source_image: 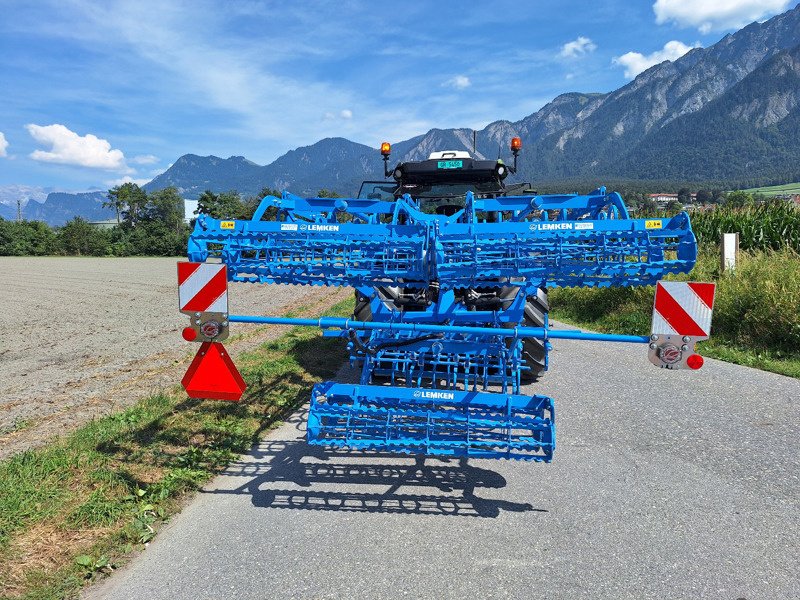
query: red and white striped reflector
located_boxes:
[651,282,715,338]
[178,262,228,314]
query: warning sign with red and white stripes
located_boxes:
[178,262,228,314]
[651,281,715,338]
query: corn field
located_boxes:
[690,201,800,252]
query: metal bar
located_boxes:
[227,314,650,344]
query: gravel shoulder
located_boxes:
[0,257,347,459]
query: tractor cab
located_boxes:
[359,139,524,215]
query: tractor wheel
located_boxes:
[519,287,549,383]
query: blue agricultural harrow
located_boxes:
[177,139,713,462]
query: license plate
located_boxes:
[437,160,463,169]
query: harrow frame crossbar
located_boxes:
[227,314,650,344]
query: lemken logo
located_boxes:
[305,224,340,232]
[413,390,455,400]
[530,222,574,231]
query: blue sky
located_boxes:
[0,0,793,193]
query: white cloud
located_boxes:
[0,132,8,157]
[323,110,353,121]
[653,0,790,33]
[443,75,471,90]
[560,36,597,58]
[105,175,150,187]
[613,40,700,79]
[26,124,127,170]
[130,154,159,165]
[54,3,371,153]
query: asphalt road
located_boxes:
[86,328,799,600]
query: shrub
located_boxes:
[550,247,800,354]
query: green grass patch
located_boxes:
[741,181,800,196]
[0,419,35,436]
[0,298,352,600]
[550,247,800,379]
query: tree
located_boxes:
[57,218,109,256]
[197,190,248,219]
[677,187,692,205]
[258,186,282,199]
[122,186,189,256]
[103,190,124,224]
[317,189,342,198]
[197,190,220,217]
[147,187,185,232]
[725,190,753,208]
[238,187,282,220]
[640,196,658,214]
[0,219,58,256]
[106,183,148,227]
[696,189,713,204]
[666,200,683,214]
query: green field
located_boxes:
[742,181,800,196]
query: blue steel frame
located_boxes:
[187,186,697,461]
[188,187,696,290]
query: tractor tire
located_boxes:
[519,287,549,383]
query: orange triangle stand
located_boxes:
[182,342,247,402]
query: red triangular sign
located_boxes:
[182,342,246,402]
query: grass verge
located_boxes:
[549,247,800,379]
[0,298,352,600]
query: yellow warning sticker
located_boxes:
[220,221,235,229]
[645,219,663,229]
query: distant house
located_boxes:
[648,193,696,209]
[87,219,118,230]
[649,193,678,205]
[184,199,198,223]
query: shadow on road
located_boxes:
[204,416,546,518]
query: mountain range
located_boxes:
[22,192,113,226]
[0,190,112,226]
[5,4,800,223]
[0,183,117,226]
[146,4,800,199]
